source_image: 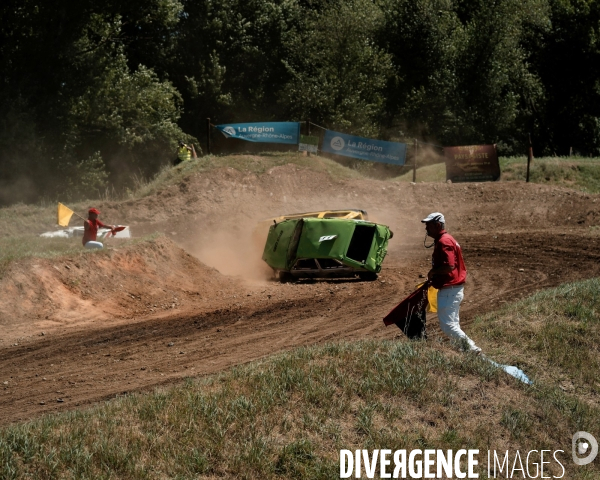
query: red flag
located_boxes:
[383,282,429,339]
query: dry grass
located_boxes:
[500,157,600,193]
[131,153,365,199]
[0,153,365,236]
[0,233,161,280]
[2,333,598,479]
[2,154,599,239]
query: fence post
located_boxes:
[306,119,311,157]
[413,139,418,182]
[206,118,211,156]
[526,134,533,183]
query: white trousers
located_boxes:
[84,241,104,249]
[437,285,480,352]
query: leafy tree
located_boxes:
[1,0,600,205]
[171,0,303,139]
[451,0,548,151]
[379,0,464,139]
[278,0,394,136]
[381,0,549,152]
[0,0,187,203]
[531,0,600,155]
[66,22,186,177]
[60,152,109,201]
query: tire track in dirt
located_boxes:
[4,229,600,425]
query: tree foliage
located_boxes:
[531,0,600,155]
[0,0,598,204]
[0,0,187,203]
[279,0,394,136]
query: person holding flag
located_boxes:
[83,208,116,249]
[422,212,481,353]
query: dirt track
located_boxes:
[2,161,600,425]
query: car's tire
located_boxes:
[359,272,378,281]
[279,271,294,283]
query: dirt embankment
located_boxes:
[0,236,243,341]
[1,160,600,424]
[88,163,600,246]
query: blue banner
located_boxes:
[215,122,300,144]
[322,130,407,165]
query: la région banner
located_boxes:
[215,122,300,144]
[321,130,407,165]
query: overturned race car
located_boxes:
[262,217,392,282]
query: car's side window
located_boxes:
[317,258,344,269]
[294,259,318,270]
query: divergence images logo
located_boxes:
[223,126,236,137]
[330,136,345,151]
[573,431,598,466]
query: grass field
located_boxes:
[394,156,600,193]
[1,153,599,478]
[1,279,599,479]
[500,157,600,193]
[472,277,600,396]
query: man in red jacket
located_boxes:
[422,212,481,353]
[83,208,115,249]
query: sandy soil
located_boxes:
[2,160,600,425]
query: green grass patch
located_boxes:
[472,277,600,396]
[2,337,598,478]
[499,156,600,193]
[393,163,446,182]
[392,156,600,192]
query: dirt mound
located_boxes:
[0,236,242,342]
[95,164,599,242]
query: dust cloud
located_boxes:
[0,176,38,206]
[185,217,273,282]
[415,143,445,167]
[184,206,425,284]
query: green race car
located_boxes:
[262,217,392,282]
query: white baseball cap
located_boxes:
[421,212,445,224]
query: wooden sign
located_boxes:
[444,144,500,182]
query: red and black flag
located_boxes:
[383,282,429,339]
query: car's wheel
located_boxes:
[279,271,294,283]
[359,272,378,281]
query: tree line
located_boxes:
[0,0,598,204]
